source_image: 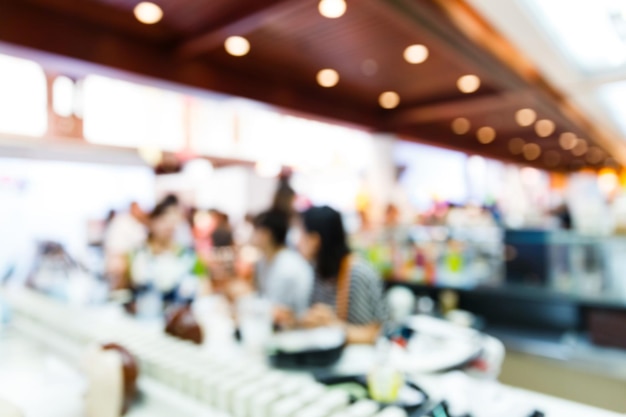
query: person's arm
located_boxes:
[300,304,381,344]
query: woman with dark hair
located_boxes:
[298,206,387,344]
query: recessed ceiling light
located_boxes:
[451,117,470,135]
[224,36,250,57]
[535,119,555,137]
[515,108,536,127]
[404,44,429,64]
[361,59,378,76]
[509,137,525,155]
[477,126,496,144]
[316,69,339,87]
[318,0,346,18]
[523,143,541,161]
[544,150,561,167]
[133,2,163,24]
[457,75,480,93]
[572,139,588,156]
[559,132,577,150]
[586,147,604,164]
[379,91,400,109]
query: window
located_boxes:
[0,54,47,137]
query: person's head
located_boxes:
[251,209,289,254]
[148,198,182,244]
[299,206,350,280]
[129,202,143,220]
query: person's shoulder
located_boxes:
[276,249,312,273]
[349,256,380,283]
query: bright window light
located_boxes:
[524,0,626,73]
[52,76,75,117]
[83,75,185,151]
[0,54,47,137]
[598,80,626,135]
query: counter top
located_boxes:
[1,289,623,417]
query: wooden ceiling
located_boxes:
[0,0,619,171]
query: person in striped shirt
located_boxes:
[297,206,388,344]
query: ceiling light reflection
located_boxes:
[316,69,339,87]
[451,117,470,135]
[404,44,429,64]
[457,75,480,93]
[379,91,400,109]
[224,36,250,57]
[477,126,496,144]
[134,2,163,24]
[535,119,555,137]
[318,0,346,18]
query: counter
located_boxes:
[0,289,622,417]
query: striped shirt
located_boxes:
[310,257,388,325]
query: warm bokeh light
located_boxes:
[361,59,378,76]
[571,139,588,156]
[224,36,250,57]
[133,2,163,24]
[534,119,555,137]
[403,44,429,64]
[508,138,525,155]
[544,150,561,167]
[138,146,163,167]
[476,126,496,144]
[318,0,346,18]
[559,132,577,150]
[457,75,480,93]
[379,91,400,109]
[522,143,541,160]
[598,168,619,195]
[316,69,339,87]
[586,146,604,164]
[451,117,470,135]
[515,108,536,127]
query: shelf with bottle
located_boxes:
[351,226,504,289]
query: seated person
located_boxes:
[251,209,314,325]
[121,198,208,314]
[297,206,388,344]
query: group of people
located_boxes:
[104,177,388,344]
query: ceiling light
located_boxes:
[544,150,561,167]
[523,143,541,161]
[457,75,480,93]
[451,117,470,135]
[559,132,577,150]
[404,44,429,64]
[316,69,339,88]
[535,119,555,137]
[318,0,346,19]
[477,126,496,144]
[379,91,400,109]
[224,36,250,57]
[586,147,604,164]
[361,59,378,76]
[509,137,525,155]
[133,2,163,24]
[571,139,588,156]
[515,108,537,127]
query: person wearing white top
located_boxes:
[252,209,314,324]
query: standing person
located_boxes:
[105,202,147,256]
[251,209,314,324]
[121,198,208,312]
[297,206,388,344]
[209,209,234,248]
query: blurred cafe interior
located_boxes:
[3,0,626,416]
